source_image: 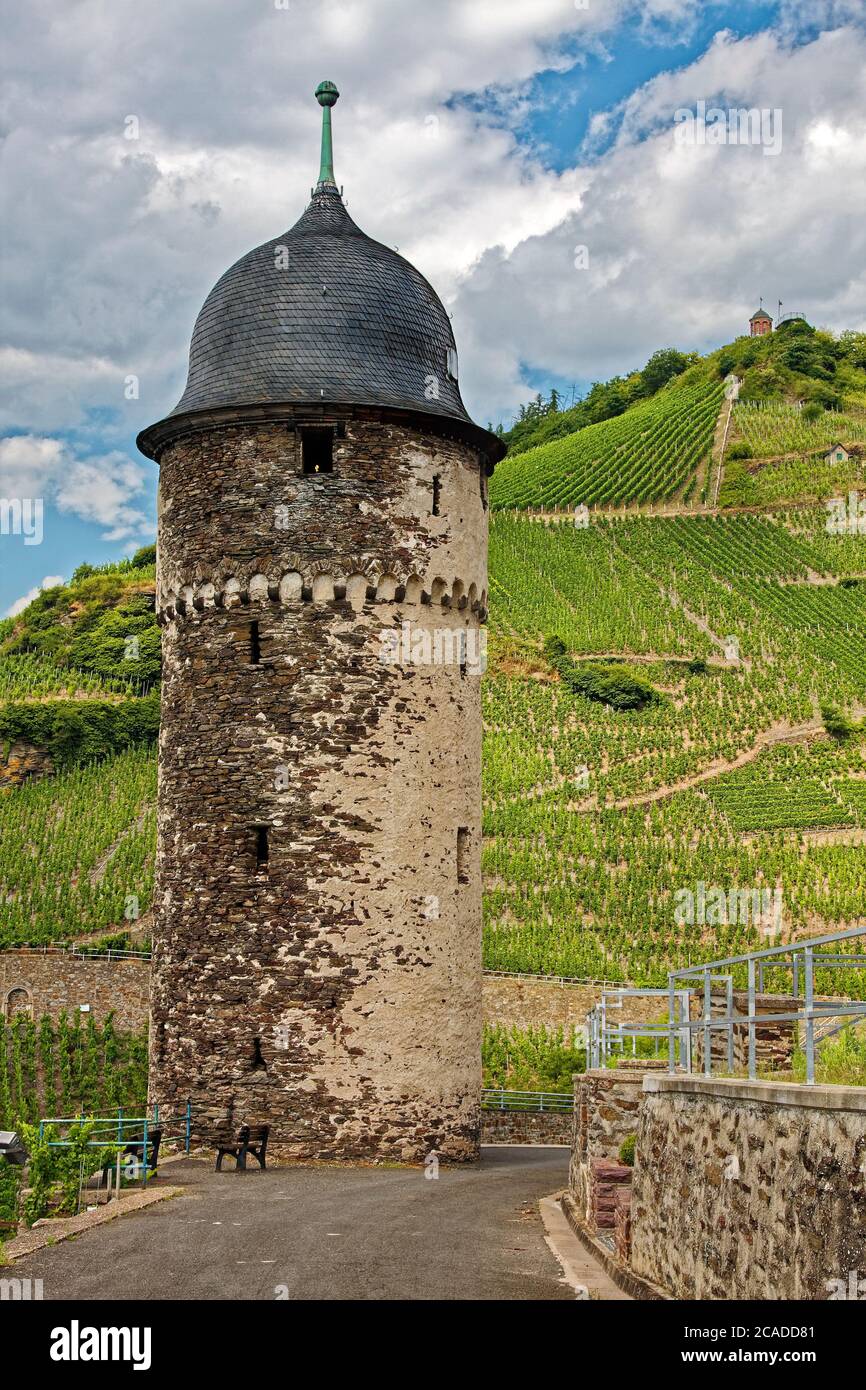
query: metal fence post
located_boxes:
[703,969,712,1077]
[668,975,676,1073]
[747,958,756,1080]
[725,977,734,1073]
[186,1099,191,1155]
[805,946,815,1085]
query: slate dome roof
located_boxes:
[138,83,502,462]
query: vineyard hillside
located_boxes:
[493,320,866,513]
[2,505,865,993]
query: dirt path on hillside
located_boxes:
[6,691,128,704]
[606,717,823,810]
[709,387,736,507]
[88,805,154,888]
[494,716,824,813]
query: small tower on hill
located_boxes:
[137,83,504,1162]
[749,302,773,337]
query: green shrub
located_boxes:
[482,1023,585,1092]
[0,692,159,769]
[727,441,752,460]
[618,1134,636,1167]
[821,704,861,740]
[544,637,660,711]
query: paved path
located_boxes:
[12,1147,587,1301]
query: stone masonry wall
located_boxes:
[570,1068,644,1221]
[0,741,54,787]
[151,414,488,1162]
[481,1109,571,1144]
[692,990,797,1073]
[481,975,664,1038]
[0,951,149,1033]
[631,1076,866,1299]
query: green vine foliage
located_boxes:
[482,1023,586,1093]
[0,1011,147,1132]
[18,1121,120,1226]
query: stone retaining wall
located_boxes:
[692,990,797,1072]
[481,976,664,1037]
[481,1108,571,1144]
[630,1075,866,1300]
[0,952,149,1033]
[0,961,652,1044]
[570,1067,644,1220]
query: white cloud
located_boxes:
[452,23,866,421]
[0,435,66,499]
[0,1,863,438]
[5,575,65,619]
[0,435,151,542]
[56,453,149,541]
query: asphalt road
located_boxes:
[14,1146,576,1301]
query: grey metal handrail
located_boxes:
[481,1088,573,1113]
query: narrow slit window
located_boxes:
[255,825,269,873]
[251,1037,268,1071]
[459,630,468,680]
[432,474,441,516]
[302,428,334,474]
[479,467,488,512]
[249,621,261,664]
[457,826,470,884]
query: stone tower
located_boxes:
[137,82,503,1162]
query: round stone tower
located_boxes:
[137,83,503,1162]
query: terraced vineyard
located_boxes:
[0,652,143,702]
[490,377,724,510]
[483,510,866,990]
[2,508,866,995]
[732,402,866,457]
[0,747,157,948]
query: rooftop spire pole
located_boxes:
[315,80,340,187]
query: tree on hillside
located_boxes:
[640,348,689,395]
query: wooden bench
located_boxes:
[214,1124,270,1172]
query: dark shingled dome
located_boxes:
[138,181,501,460]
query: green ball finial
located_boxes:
[314,81,340,187]
[315,80,339,108]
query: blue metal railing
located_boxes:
[37,1101,192,1187]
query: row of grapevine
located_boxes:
[491,379,725,510]
[732,402,866,457]
[0,746,157,947]
[0,1010,148,1129]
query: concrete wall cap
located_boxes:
[642,1073,866,1112]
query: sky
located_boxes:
[1,0,865,613]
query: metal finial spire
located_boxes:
[315,80,340,187]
